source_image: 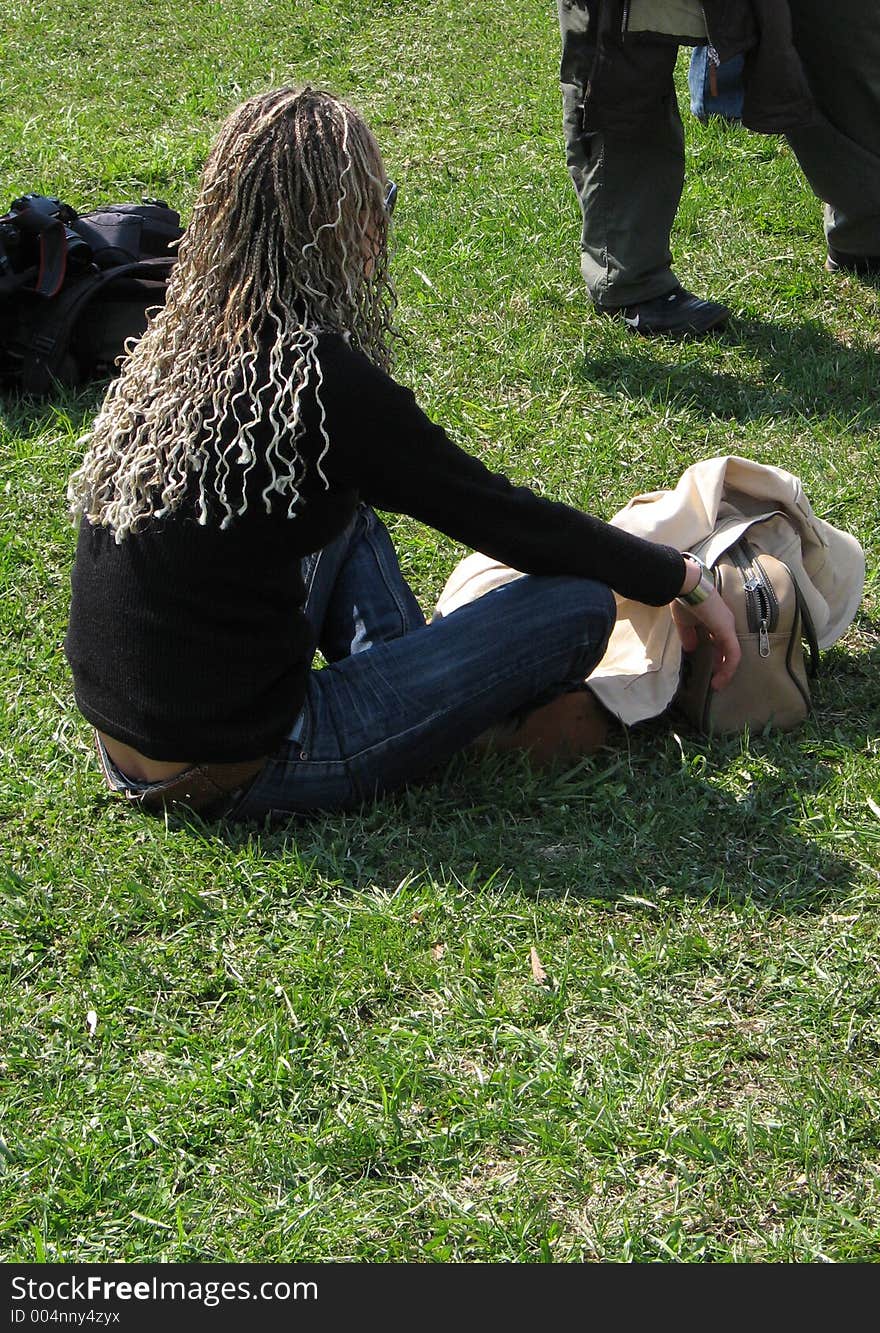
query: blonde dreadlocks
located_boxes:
[68,86,397,540]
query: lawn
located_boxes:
[1,0,879,1263]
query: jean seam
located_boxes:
[363,516,424,637]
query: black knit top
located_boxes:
[65,333,685,761]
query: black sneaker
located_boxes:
[826,248,880,276]
[603,285,730,337]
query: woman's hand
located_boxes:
[671,555,741,691]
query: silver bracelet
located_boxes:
[676,553,716,607]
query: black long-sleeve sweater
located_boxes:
[65,333,685,761]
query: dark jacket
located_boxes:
[584,0,816,134]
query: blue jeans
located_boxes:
[218,505,616,819]
[688,49,745,123]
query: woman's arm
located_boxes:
[316,338,741,685]
[317,339,682,600]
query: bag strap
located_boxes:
[793,577,821,677]
[1,206,69,298]
[19,255,175,395]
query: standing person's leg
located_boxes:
[225,568,617,820]
[785,0,880,271]
[558,0,683,308]
[556,0,729,333]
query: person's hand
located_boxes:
[671,556,741,690]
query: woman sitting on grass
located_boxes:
[64,85,739,822]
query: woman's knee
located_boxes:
[543,573,615,633]
[511,573,616,675]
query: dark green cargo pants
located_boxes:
[557,0,880,310]
[786,0,880,259]
[557,0,686,309]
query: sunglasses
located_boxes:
[384,180,398,216]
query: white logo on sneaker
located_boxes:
[624,314,640,329]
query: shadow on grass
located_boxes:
[7,313,879,435]
[579,316,880,426]
[165,650,878,917]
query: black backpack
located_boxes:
[0,193,183,396]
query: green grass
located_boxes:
[2,0,879,1264]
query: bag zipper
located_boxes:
[729,539,778,658]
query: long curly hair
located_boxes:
[68,86,397,539]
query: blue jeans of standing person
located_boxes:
[214,504,616,819]
[688,48,745,123]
